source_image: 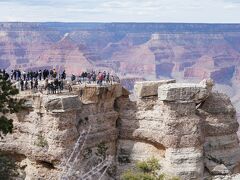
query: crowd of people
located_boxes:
[0,68,120,94]
[0,69,9,80]
[7,69,66,94]
[71,71,120,86]
[9,69,66,81]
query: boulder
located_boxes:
[44,95,82,112]
[205,158,230,175]
[73,83,122,104]
[134,79,176,98]
[199,92,236,114]
[199,79,215,91]
[158,83,210,103]
[212,164,230,175]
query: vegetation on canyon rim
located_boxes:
[34,134,49,148]
[121,157,180,180]
[0,154,19,179]
[0,74,24,138]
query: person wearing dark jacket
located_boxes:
[61,70,66,80]
[39,70,42,81]
[20,79,24,91]
[71,74,76,81]
[34,79,38,90]
[50,69,53,79]
[54,78,59,93]
[30,80,33,89]
[25,80,28,90]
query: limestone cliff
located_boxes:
[0,80,240,180]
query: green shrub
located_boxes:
[121,157,180,180]
[121,170,138,180]
[136,157,160,174]
[34,134,48,148]
[0,155,18,179]
[136,160,151,173]
[96,142,108,159]
[137,173,155,180]
[121,170,155,180]
[0,73,25,138]
[155,174,165,180]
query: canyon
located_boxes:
[1,80,240,180]
[1,23,240,179]
[0,23,240,114]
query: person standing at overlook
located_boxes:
[50,69,53,79]
[44,78,49,90]
[30,79,33,89]
[20,78,24,91]
[43,69,49,80]
[24,80,28,90]
[97,72,104,86]
[39,70,42,81]
[22,70,26,81]
[59,78,64,93]
[34,79,38,91]
[61,70,66,80]
[106,73,110,83]
[54,78,59,93]
[52,69,57,79]
[71,74,76,82]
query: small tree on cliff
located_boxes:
[121,157,180,180]
[0,72,24,138]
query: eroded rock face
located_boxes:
[134,79,176,98]
[198,92,240,177]
[117,80,240,180]
[0,84,122,180]
[0,80,240,180]
[44,95,82,112]
[158,83,210,103]
[72,83,122,104]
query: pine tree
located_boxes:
[0,72,24,138]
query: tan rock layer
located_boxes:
[1,80,240,180]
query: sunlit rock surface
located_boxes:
[134,79,176,98]
[0,80,240,179]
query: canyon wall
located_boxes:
[0,80,240,179]
[0,84,122,179]
[116,80,240,179]
[1,23,240,118]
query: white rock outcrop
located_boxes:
[134,79,176,98]
[0,80,240,180]
[117,79,240,180]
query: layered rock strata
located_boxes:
[116,79,240,179]
[0,84,122,180]
[0,80,240,180]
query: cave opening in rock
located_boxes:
[37,160,55,169]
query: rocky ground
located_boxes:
[0,79,240,179]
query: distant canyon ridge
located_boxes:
[0,22,240,113]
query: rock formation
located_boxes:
[0,80,240,180]
[1,23,240,118]
[116,79,240,179]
